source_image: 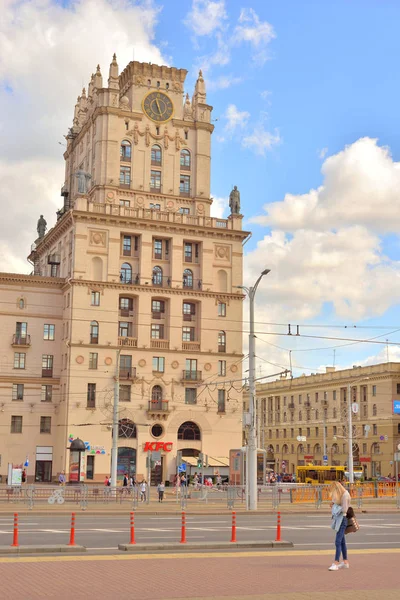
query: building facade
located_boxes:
[245,363,400,479]
[0,58,248,483]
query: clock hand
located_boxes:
[155,98,162,114]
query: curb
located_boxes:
[0,545,86,555]
[0,508,396,516]
[118,540,293,552]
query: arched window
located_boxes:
[151,144,162,166]
[332,443,339,455]
[151,385,163,402]
[372,403,377,416]
[298,444,304,454]
[218,330,226,352]
[183,268,193,288]
[314,443,321,455]
[178,421,201,441]
[120,140,131,160]
[152,266,163,286]
[120,262,132,284]
[283,412,287,422]
[18,298,25,309]
[118,418,136,438]
[180,149,191,170]
[217,269,228,292]
[282,444,289,455]
[372,442,380,455]
[90,320,99,344]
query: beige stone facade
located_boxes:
[0,58,248,483]
[245,363,400,479]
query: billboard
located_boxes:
[393,400,400,415]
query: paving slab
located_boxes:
[118,540,293,551]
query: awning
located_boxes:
[183,456,229,468]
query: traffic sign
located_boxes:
[178,463,186,473]
[323,455,328,461]
[352,402,359,414]
[323,459,328,466]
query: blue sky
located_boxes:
[2,0,400,375]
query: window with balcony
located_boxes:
[152,356,165,372]
[184,359,198,380]
[119,355,133,379]
[120,140,131,161]
[150,170,161,192]
[218,389,226,413]
[41,385,52,402]
[180,149,191,170]
[151,144,162,166]
[91,291,100,306]
[185,388,197,405]
[218,302,226,317]
[183,269,193,288]
[42,354,53,377]
[120,165,131,187]
[11,415,23,434]
[15,322,28,344]
[14,353,26,369]
[182,326,195,342]
[183,302,195,321]
[151,324,164,339]
[179,207,190,214]
[180,174,190,196]
[119,385,131,402]
[152,266,163,286]
[44,324,55,341]
[119,321,132,338]
[119,297,133,315]
[12,384,24,401]
[120,262,132,284]
[86,383,96,409]
[90,321,99,344]
[218,330,226,353]
[218,360,226,376]
[120,199,130,207]
[152,299,165,318]
[40,416,51,434]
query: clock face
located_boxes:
[142,91,174,123]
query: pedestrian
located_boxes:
[123,473,128,487]
[22,469,27,483]
[180,474,187,487]
[140,480,147,502]
[58,470,66,486]
[328,481,351,571]
[157,481,165,502]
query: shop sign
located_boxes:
[393,400,400,414]
[360,457,371,463]
[143,442,173,452]
[84,442,106,455]
[304,455,314,460]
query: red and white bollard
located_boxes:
[129,511,136,545]
[230,511,237,543]
[180,510,187,544]
[11,513,19,547]
[68,512,76,546]
[275,511,281,542]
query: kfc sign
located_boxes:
[143,442,173,452]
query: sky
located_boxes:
[2,0,400,378]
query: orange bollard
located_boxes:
[11,513,19,547]
[129,511,136,545]
[68,512,76,546]
[230,511,237,543]
[180,510,187,544]
[275,511,281,542]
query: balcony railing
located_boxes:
[118,336,137,347]
[182,341,200,352]
[182,370,202,381]
[42,368,53,378]
[120,274,140,285]
[218,344,226,353]
[147,400,169,412]
[90,336,99,345]
[119,367,136,380]
[47,254,61,265]
[150,339,170,350]
[119,309,134,317]
[152,276,171,288]
[12,334,31,347]
[152,311,165,320]
[183,314,195,322]
[183,278,202,290]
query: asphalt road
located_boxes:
[0,513,399,554]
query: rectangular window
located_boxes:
[14,353,26,369]
[373,424,377,435]
[315,427,319,436]
[41,385,52,402]
[119,385,131,402]
[150,170,161,191]
[12,384,24,401]
[15,321,28,339]
[218,302,226,317]
[40,416,51,434]
[11,415,23,434]
[218,389,226,413]
[150,203,161,210]
[119,355,132,378]
[87,383,96,408]
[185,388,197,405]
[180,174,190,196]
[299,394,302,404]
[276,429,280,439]
[397,383,400,395]
[153,239,163,259]
[306,427,310,437]
[362,443,367,453]
[89,353,98,370]
[184,242,193,262]
[151,324,164,339]
[315,392,319,402]
[372,385,377,396]
[86,455,95,480]
[43,324,55,340]
[333,390,337,401]
[42,355,53,378]
[218,360,226,376]
[119,321,132,337]
[120,199,130,207]
[123,235,132,256]
[179,207,190,214]
[120,165,131,186]
[182,327,195,342]
[152,357,165,372]
[152,299,165,317]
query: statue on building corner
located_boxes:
[229,185,241,215]
[74,169,92,194]
[37,215,47,238]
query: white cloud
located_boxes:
[0,0,164,272]
[210,195,229,218]
[207,74,242,91]
[318,147,328,159]
[250,137,400,232]
[242,127,281,156]
[260,90,272,102]
[224,104,250,132]
[233,8,276,64]
[184,0,227,37]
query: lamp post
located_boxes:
[347,376,369,484]
[238,268,270,511]
[111,345,124,488]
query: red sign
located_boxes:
[360,457,371,463]
[143,442,173,452]
[304,455,314,460]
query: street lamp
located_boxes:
[347,376,369,484]
[237,268,270,511]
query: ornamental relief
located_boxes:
[127,123,182,150]
[214,244,231,261]
[89,230,107,247]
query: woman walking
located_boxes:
[329,481,351,571]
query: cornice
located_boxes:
[69,341,243,359]
[29,212,73,259]
[0,376,61,384]
[0,273,65,288]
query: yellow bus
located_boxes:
[296,465,346,484]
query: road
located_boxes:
[0,512,399,554]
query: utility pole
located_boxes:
[347,376,369,484]
[111,347,122,487]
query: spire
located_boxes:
[108,53,119,90]
[88,73,94,100]
[93,64,103,89]
[193,68,206,106]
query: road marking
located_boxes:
[365,533,400,536]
